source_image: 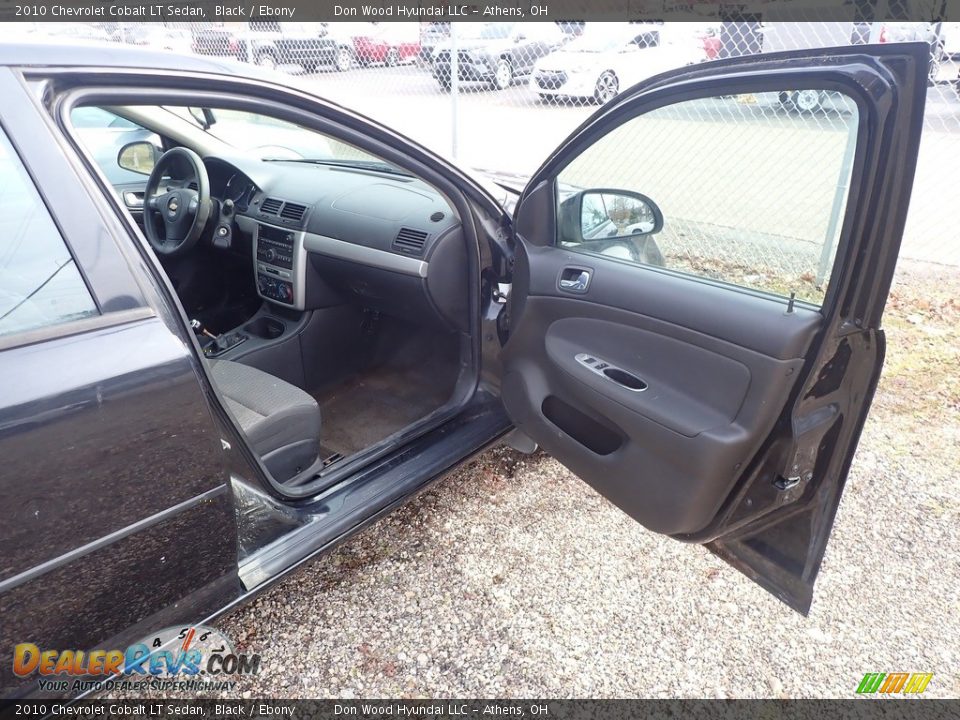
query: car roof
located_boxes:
[576,22,657,39]
[0,39,263,78]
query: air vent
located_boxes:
[279,202,307,222]
[260,197,282,215]
[392,227,428,255]
[187,181,198,191]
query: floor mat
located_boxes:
[313,354,459,458]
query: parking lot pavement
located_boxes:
[280,64,960,267]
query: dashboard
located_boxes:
[207,159,258,213]
[201,154,468,332]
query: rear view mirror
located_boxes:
[117,141,160,175]
[579,190,663,240]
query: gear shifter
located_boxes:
[191,319,247,357]
[190,319,218,341]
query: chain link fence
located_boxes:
[14,20,960,284]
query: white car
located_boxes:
[124,26,194,55]
[531,23,704,104]
[940,22,960,57]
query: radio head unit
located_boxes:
[254,223,305,309]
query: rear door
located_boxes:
[0,68,239,697]
[501,44,927,613]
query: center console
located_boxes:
[254,222,306,309]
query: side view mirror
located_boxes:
[117,141,160,175]
[578,190,664,241]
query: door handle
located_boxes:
[559,267,591,293]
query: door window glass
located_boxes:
[70,107,162,186]
[555,90,860,305]
[0,129,97,336]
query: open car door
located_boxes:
[501,44,927,613]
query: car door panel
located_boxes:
[503,248,815,536]
[515,237,823,358]
[504,44,927,612]
[544,318,754,437]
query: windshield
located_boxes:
[164,107,395,168]
[458,23,514,40]
[566,31,637,53]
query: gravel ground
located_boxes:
[112,261,960,699]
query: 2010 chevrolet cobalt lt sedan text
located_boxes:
[0,41,928,698]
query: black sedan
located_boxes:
[0,39,927,698]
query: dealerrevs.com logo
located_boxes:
[13,625,260,693]
[856,672,934,695]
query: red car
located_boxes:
[353,24,421,66]
[701,30,721,60]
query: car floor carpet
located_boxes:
[312,349,459,459]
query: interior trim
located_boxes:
[303,232,428,278]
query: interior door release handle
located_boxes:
[559,268,591,293]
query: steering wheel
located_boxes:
[143,147,212,257]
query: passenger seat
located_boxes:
[209,359,321,481]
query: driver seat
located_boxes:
[209,359,321,481]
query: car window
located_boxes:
[70,106,140,130]
[69,107,161,185]
[459,23,514,40]
[163,106,382,165]
[555,90,860,306]
[0,128,98,337]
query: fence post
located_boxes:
[450,23,460,162]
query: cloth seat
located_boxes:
[209,359,321,480]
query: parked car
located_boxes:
[190,23,238,57]
[352,23,421,66]
[432,22,568,90]
[762,21,879,110]
[419,21,450,63]
[235,21,355,72]
[763,20,954,99]
[702,29,722,60]
[24,23,113,43]
[124,25,194,55]
[938,21,960,58]
[879,21,960,82]
[532,23,705,103]
[0,40,928,698]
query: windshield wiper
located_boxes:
[262,158,412,177]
